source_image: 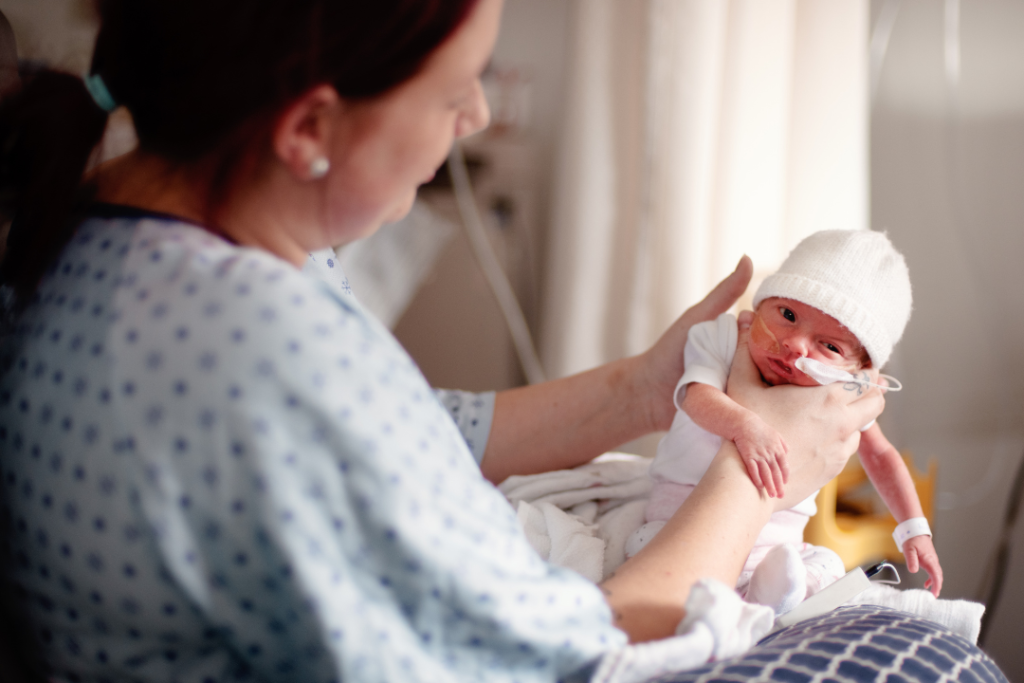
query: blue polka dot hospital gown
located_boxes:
[0,209,626,682]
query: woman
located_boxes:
[0,0,882,680]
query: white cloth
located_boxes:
[590,579,775,683]
[516,502,607,584]
[847,585,986,645]
[500,454,652,581]
[502,455,986,664]
[648,313,818,519]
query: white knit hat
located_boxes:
[752,230,912,368]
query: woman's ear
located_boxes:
[271,84,340,181]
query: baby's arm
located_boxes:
[681,383,789,498]
[858,424,943,596]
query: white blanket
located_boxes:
[501,453,987,648]
[499,453,652,583]
[848,584,986,644]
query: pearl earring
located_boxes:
[309,157,330,180]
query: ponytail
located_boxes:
[0,70,109,306]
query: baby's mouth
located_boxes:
[769,358,794,377]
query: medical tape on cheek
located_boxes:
[749,312,780,354]
[794,356,903,392]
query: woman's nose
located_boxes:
[455,80,490,139]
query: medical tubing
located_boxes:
[448,141,547,385]
[793,357,903,392]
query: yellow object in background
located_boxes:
[804,453,936,570]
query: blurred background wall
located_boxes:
[869,0,1024,673]
[2,0,1023,677]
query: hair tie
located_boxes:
[83,73,117,112]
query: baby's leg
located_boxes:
[799,543,846,595]
[624,482,695,558]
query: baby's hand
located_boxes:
[734,416,789,498]
[903,535,943,597]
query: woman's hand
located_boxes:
[636,255,754,433]
[726,312,885,509]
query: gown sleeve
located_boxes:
[432,389,495,465]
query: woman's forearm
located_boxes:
[479,355,654,484]
[600,443,772,643]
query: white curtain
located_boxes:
[540,0,868,379]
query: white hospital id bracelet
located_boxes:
[893,517,932,553]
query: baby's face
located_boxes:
[749,297,868,386]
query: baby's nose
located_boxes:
[782,334,810,356]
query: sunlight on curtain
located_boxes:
[541,0,868,380]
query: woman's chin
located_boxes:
[381,192,418,225]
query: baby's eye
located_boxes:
[824,342,841,354]
[780,307,795,322]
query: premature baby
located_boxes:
[625,230,943,614]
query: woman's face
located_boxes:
[324,0,502,244]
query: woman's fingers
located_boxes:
[838,430,863,469]
[641,257,754,431]
[830,383,885,437]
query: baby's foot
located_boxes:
[803,546,846,596]
[745,544,807,615]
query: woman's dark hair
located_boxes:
[0,0,480,303]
